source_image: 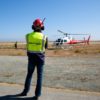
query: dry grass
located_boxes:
[0,42,100,56]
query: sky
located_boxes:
[0,0,100,42]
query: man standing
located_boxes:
[18,18,48,100]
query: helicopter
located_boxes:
[53,30,91,49]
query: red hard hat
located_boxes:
[33,19,43,27]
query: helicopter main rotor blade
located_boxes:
[58,30,89,35]
[68,34,89,35]
[58,30,68,34]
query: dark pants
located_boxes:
[23,52,44,97]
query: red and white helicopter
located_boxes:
[53,30,91,49]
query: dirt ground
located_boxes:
[0,83,100,100]
[0,42,100,56]
[0,42,100,93]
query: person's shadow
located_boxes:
[0,94,36,100]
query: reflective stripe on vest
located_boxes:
[27,32,46,53]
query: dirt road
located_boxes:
[0,55,100,92]
[0,83,100,100]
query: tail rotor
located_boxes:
[86,35,91,45]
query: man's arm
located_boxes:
[45,37,48,49]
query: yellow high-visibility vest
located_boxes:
[26,32,46,53]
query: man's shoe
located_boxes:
[32,96,39,100]
[15,91,27,96]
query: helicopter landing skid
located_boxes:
[61,44,73,50]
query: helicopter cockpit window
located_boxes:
[55,38,62,46]
[58,39,61,42]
